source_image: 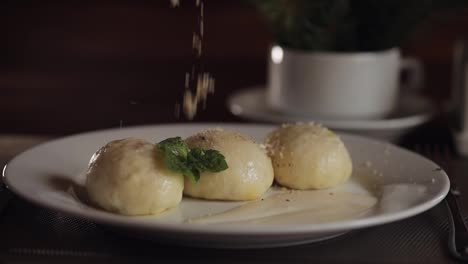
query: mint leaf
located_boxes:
[160,146,196,180]
[157,137,189,159]
[156,137,228,182]
[186,148,207,172]
[188,148,228,172]
[157,137,194,180]
[188,168,200,183]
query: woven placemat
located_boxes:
[0,133,465,263]
[0,196,462,263]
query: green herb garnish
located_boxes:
[156,137,228,182]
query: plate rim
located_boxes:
[227,87,435,130]
[3,123,450,236]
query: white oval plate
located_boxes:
[3,124,449,248]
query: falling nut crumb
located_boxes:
[364,161,372,168]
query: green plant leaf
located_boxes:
[156,137,228,182]
[249,0,464,51]
[188,148,229,173]
[157,137,189,159]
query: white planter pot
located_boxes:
[267,46,420,120]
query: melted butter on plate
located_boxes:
[185,181,378,225]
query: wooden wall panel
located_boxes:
[1,1,467,134]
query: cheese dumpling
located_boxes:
[86,138,184,215]
[265,123,352,190]
[184,129,274,201]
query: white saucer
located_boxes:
[228,87,435,141]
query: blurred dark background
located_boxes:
[2,1,467,135]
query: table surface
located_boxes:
[1,121,468,264]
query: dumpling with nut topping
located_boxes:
[86,138,184,216]
[265,123,352,190]
[183,129,274,201]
